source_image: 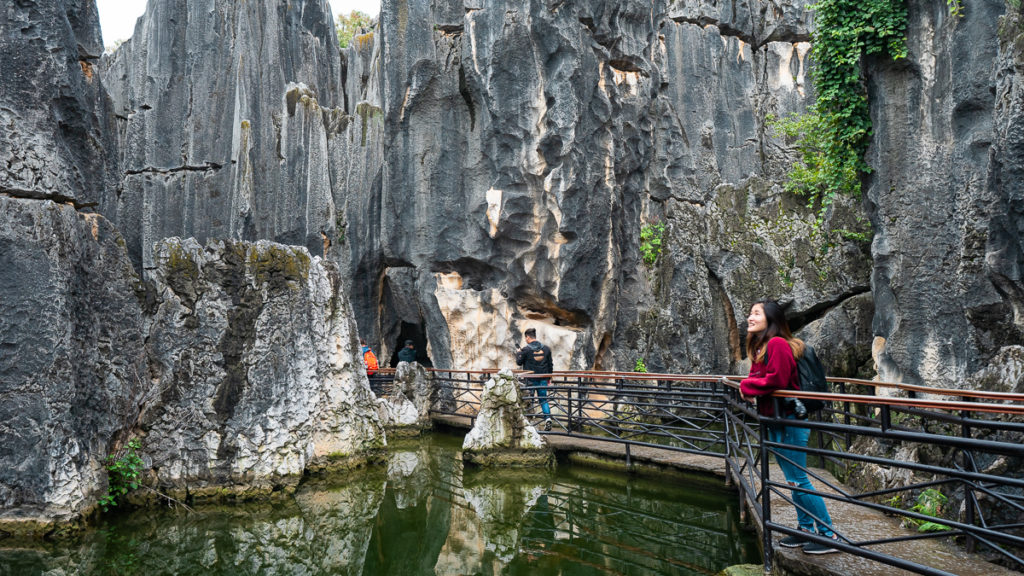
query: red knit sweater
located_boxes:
[740,336,797,416]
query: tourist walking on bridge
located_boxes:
[739,299,839,555]
[516,328,553,430]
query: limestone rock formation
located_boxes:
[375,361,434,434]
[343,0,874,379]
[0,0,119,208]
[462,370,551,467]
[91,0,1023,392]
[0,197,146,536]
[865,0,1024,389]
[141,238,386,497]
[100,0,347,269]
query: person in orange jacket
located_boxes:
[360,338,378,376]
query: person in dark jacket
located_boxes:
[515,328,553,430]
[398,340,416,363]
[740,299,838,555]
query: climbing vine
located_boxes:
[772,0,907,224]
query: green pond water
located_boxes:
[1,434,759,575]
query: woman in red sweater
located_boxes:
[740,299,839,555]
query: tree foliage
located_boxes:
[336,10,372,48]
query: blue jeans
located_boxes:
[769,418,835,536]
[528,379,551,416]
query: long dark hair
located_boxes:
[746,299,804,362]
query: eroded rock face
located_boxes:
[0,0,119,208]
[142,238,385,497]
[865,0,1024,388]
[462,370,551,467]
[344,0,875,378]
[0,197,146,534]
[100,0,346,268]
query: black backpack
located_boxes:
[796,344,829,412]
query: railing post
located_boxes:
[567,379,574,434]
[577,376,584,431]
[723,380,733,488]
[840,381,852,451]
[760,420,773,574]
[962,396,977,553]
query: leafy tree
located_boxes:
[337,10,372,48]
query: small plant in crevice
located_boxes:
[634,358,647,373]
[905,488,953,532]
[639,222,666,268]
[335,216,347,245]
[99,438,144,512]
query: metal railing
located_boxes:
[724,377,1024,575]
[425,368,1024,574]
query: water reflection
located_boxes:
[0,434,758,575]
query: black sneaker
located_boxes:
[802,534,840,555]
[779,532,810,548]
[543,418,552,431]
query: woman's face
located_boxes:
[748,303,767,334]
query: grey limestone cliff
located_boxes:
[0,197,146,534]
[141,238,386,497]
[5,0,1024,539]
[0,0,139,534]
[100,0,347,268]
[343,0,873,376]
[0,0,119,208]
[866,0,1024,390]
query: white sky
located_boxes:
[96,0,381,46]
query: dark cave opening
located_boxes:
[388,321,433,368]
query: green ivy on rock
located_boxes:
[773,0,907,224]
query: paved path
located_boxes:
[430,414,1020,576]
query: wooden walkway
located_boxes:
[430,413,1020,576]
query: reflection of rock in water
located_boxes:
[387,449,429,509]
[436,468,551,573]
[0,435,758,574]
[292,477,387,574]
[4,475,387,576]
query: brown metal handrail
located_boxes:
[717,376,1024,416]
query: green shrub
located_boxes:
[639,222,665,267]
[99,438,144,512]
[907,488,952,532]
[634,358,647,373]
[772,0,907,227]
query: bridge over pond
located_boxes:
[376,368,1024,576]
